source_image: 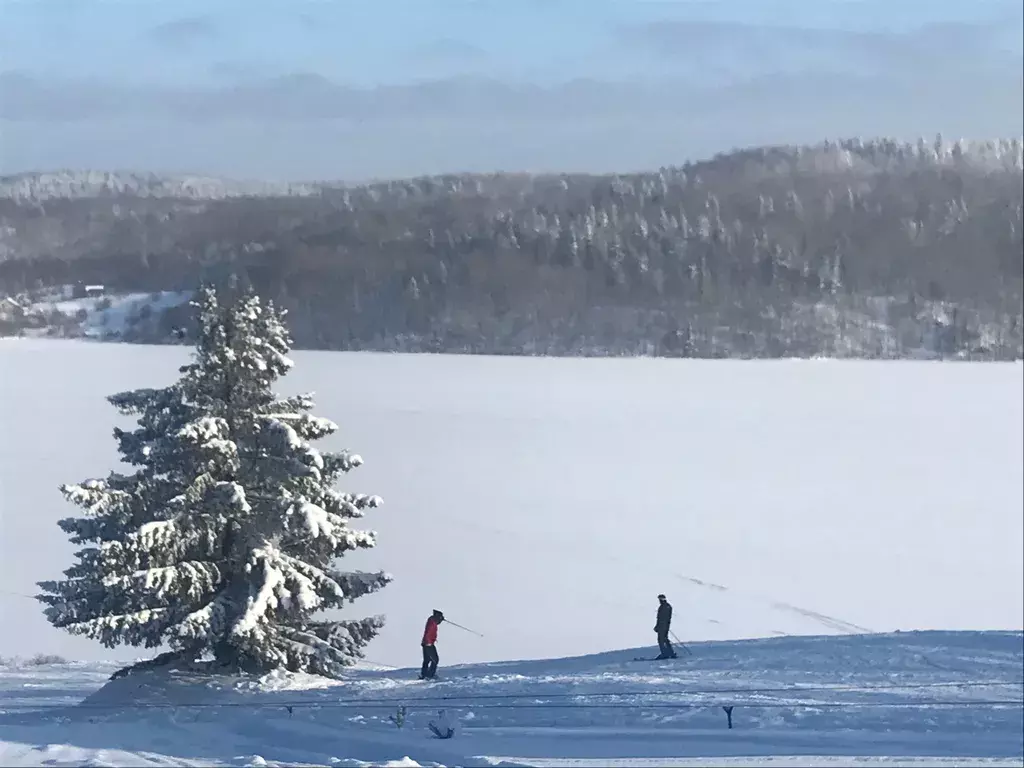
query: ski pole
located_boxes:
[445,619,484,638]
[670,630,693,656]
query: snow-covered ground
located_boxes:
[0,340,1021,764]
[1,631,1021,766]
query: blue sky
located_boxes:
[1,0,1020,179]
[2,0,1020,86]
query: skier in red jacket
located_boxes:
[420,609,444,680]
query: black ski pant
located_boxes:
[656,629,675,658]
[421,644,439,679]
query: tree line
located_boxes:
[2,136,1021,359]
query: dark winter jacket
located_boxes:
[655,601,672,632]
[422,616,439,646]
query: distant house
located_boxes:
[72,283,106,299]
[0,296,24,319]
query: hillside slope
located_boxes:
[1,137,1021,359]
[1,631,1021,767]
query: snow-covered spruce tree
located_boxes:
[37,284,391,678]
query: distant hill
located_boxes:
[1,137,1021,359]
[0,170,325,203]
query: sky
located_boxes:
[0,0,1021,180]
[2,0,1021,86]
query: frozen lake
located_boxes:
[1,339,1021,668]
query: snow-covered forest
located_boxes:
[1,136,1022,359]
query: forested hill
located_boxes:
[1,137,1022,360]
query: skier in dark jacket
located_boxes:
[654,594,677,659]
[420,609,444,679]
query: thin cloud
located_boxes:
[2,69,1021,125]
[613,18,1016,72]
[148,16,218,49]
[295,12,317,31]
[407,38,489,65]
[208,61,270,85]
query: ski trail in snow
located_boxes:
[767,601,872,635]
[673,574,873,635]
[430,508,875,641]
[679,577,728,592]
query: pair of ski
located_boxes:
[634,636,693,661]
[633,645,692,661]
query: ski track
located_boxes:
[1,631,1022,767]
[674,574,873,636]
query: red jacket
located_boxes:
[422,616,439,646]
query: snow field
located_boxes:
[1,341,1020,669]
[0,631,1021,766]
[0,340,1021,764]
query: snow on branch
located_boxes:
[101,561,224,604]
[273,393,316,412]
[177,416,240,469]
[178,416,230,444]
[169,474,252,520]
[270,616,387,676]
[322,451,365,475]
[264,411,338,440]
[61,479,129,511]
[107,386,177,415]
[57,479,137,543]
[325,569,393,603]
[320,489,383,519]
[288,499,335,540]
[231,547,296,637]
[63,606,178,648]
[257,418,327,477]
[175,592,232,645]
